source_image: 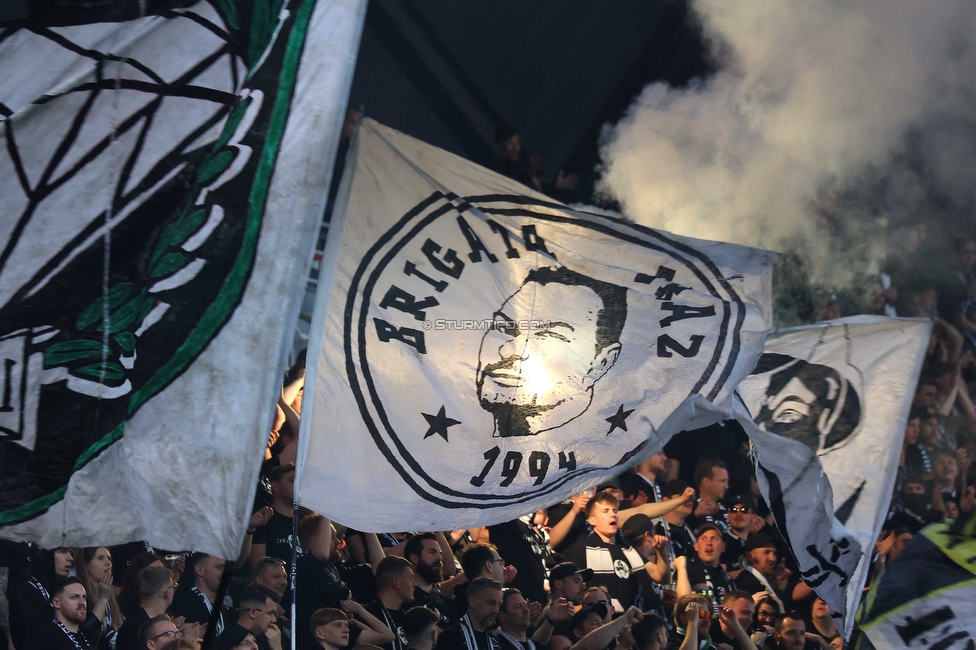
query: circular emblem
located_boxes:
[613,559,631,579]
[346,194,751,508]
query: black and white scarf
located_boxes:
[191,586,225,635]
[55,619,91,650]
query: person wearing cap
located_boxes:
[620,515,670,623]
[567,603,611,648]
[529,564,583,650]
[732,535,784,612]
[721,496,757,570]
[564,487,696,613]
[214,625,261,650]
[673,524,735,618]
[571,605,646,650]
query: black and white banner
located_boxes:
[296,119,774,530]
[736,316,930,635]
[0,0,366,557]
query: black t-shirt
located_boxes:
[253,510,296,562]
[687,501,729,535]
[7,577,52,648]
[710,621,743,650]
[720,532,748,570]
[294,554,376,650]
[684,555,735,616]
[26,621,92,650]
[435,621,501,650]
[115,607,149,650]
[413,586,457,628]
[487,519,549,603]
[733,569,771,598]
[169,588,234,635]
[657,520,696,560]
[364,600,408,650]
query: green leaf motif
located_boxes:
[76,283,134,330]
[214,100,250,152]
[45,340,111,366]
[97,293,146,333]
[75,362,125,381]
[160,209,207,250]
[195,149,235,185]
[151,252,190,278]
[114,332,136,352]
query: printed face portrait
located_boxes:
[476,266,626,437]
[750,354,862,453]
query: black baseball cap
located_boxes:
[549,562,594,583]
[621,514,654,541]
[745,532,776,551]
[728,494,757,511]
[571,603,609,630]
[662,479,691,498]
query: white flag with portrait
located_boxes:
[297,118,775,530]
[736,316,931,635]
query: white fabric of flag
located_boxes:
[736,316,930,636]
[297,118,775,531]
[0,0,366,558]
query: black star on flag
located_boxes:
[605,404,635,435]
[422,406,461,442]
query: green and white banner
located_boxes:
[0,0,365,557]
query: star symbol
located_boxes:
[422,406,461,442]
[605,404,635,435]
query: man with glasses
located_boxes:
[219,583,283,650]
[138,614,183,650]
[116,566,178,650]
[454,544,515,616]
[721,496,757,570]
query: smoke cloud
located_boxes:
[598,0,976,291]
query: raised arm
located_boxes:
[341,599,396,646]
[548,494,589,548]
[570,606,643,650]
[618,488,696,527]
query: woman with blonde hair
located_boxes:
[75,546,124,649]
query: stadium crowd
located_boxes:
[2,126,975,650]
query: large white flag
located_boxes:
[0,0,366,558]
[736,317,930,635]
[297,119,774,531]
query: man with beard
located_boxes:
[497,589,546,650]
[436,578,503,650]
[364,557,418,650]
[732,535,784,612]
[28,577,98,650]
[769,614,831,650]
[634,452,670,503]
[674,524,735,617]
[405,533,457,627]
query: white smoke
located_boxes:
[598,0,976,286]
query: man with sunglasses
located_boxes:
[666,595,712,650]
[721,496,757,570]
